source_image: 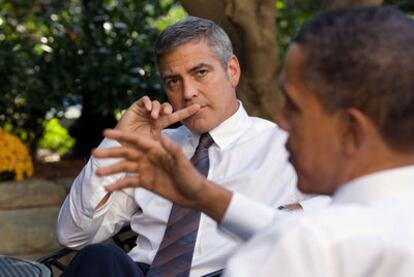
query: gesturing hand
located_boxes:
[93,129,208,208]
[115,96,200,140]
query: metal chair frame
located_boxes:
[37,225,223,276]
[37,225,137,275]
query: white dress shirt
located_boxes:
[223,165,414,277]
[56,103,317,276]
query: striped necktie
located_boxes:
[147,133,214,277]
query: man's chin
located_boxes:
[297,179,332,195]
[182,119,211,134]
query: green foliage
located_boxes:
[3,0,411,156]
[385,0,414,12]
[38,118,75,155]
[276,0,319,63]
[275,0,414,63]
[0,0,183,154]
[149,4,187,31]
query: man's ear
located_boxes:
[341,108,373,156]
[227,55,241,88]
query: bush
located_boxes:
[0,0,184,156]
[0,129,34,181]
[38,118,75,155]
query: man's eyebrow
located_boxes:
[161,63,213,81]
[188,63,213,74]
[161,73,179,81]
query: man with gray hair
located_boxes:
[93,6,414,277]
[56,16,324,276]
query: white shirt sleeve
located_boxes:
[299,195,332,210]
[219,193,331,242]
[55,138,139,249]
[223,215,329,277]
[219,193,288,241]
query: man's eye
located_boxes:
[196,69,208,77]
[167,78,179,87]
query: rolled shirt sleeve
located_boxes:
[219,193,331,242]
[56,138,139,249]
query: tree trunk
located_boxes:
[321,0,383,10]
[180,0,280,120]
[180,0,385,119]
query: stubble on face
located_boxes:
[158,40,240,134]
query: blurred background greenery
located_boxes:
[1,0,412,160]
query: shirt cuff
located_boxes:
[219,192,285,241]
[299,195,332,211]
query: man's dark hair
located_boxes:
[154,16,233,70]
[293,6,414,152]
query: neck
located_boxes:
[341,148,414,189]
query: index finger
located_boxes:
[165,104,200,126]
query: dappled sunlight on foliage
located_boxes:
[0,0,185,156]
[276,0,413,63]
[38,118,75,155]
[276,0,318,63]
[148,2,187,30]
[0,129,34,181]
[1,0,412,156]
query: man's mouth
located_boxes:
[194,105,207,114]
[183,106,205,121]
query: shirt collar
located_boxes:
[186,101,251,150]
[332,165,414,205]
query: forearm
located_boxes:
[55,138,134,248]
[219,193,285,241]
[219,194,332,242]
[194,180,233,222]
[55,158,117,249]
[56,175,136,249]
[191,180,285,242]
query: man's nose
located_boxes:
[182,81,198,100]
